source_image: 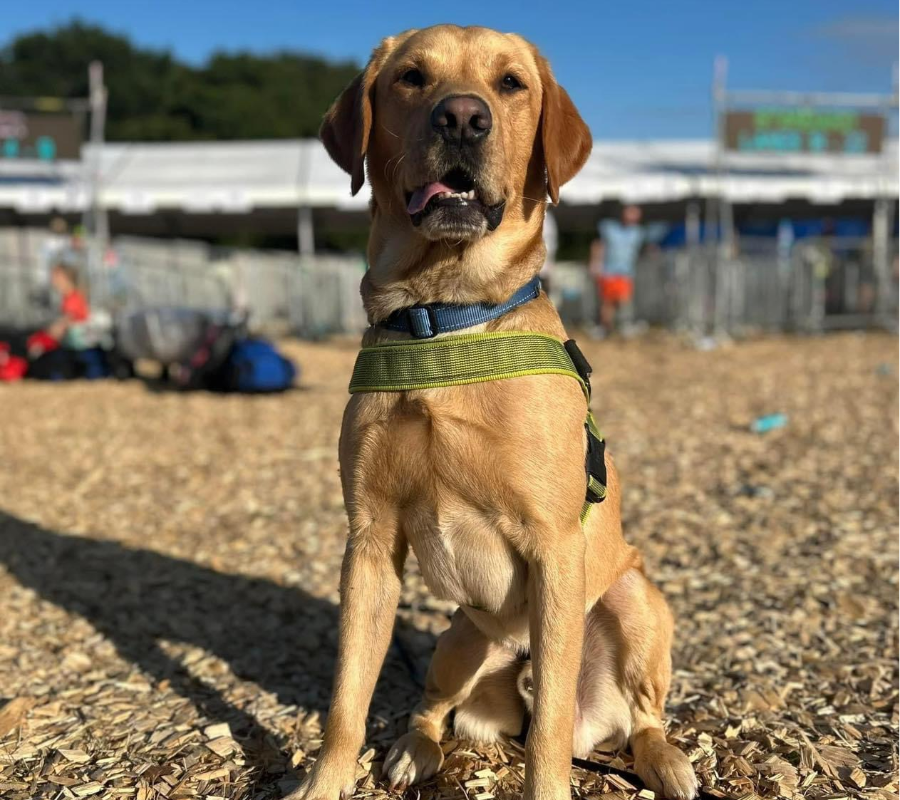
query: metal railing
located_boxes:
[0,228,368,337]
[551,235,898,335]
[1,227,896,338]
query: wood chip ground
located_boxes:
[0,332,896,800]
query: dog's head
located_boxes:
[321,25,591,245]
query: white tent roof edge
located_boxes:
[1,138,895,214]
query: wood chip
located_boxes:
[71,783,105,797]
[202,723,231,740]
[191,767,230,781]
[0,698,33,738]
[849,768,867,788]
[205,737,237,757]
[58,749,92,764]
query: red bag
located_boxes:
[0,343,27,382]
[27,331,59,354]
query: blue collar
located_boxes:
[379,276,542,339]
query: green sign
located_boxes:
[724,108,885,155]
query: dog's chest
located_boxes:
[404,502,528,617]
[380,395,530,618]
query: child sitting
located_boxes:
[26,263,96,380]
[28,263,91,358]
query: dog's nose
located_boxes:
[431,95,492,144]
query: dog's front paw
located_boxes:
[283,756,358,800]
[383,732,444,791]
[633,740,698,800]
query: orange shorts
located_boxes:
[598,275,633,304]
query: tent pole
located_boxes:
[86,61,108,302]
[873,63,898,325]
[710,55,728,336]
[297,206,314,258]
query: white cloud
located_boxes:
[811,15,899,65]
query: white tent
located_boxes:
[0,138,895,215]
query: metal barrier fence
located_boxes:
[552,235,898,334]
[1,227,896,337]
[0,228,368,337]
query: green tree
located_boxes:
[0,20,359,141]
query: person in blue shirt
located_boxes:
[589,205,667,334]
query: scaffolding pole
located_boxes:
[297,206,314,258]
[85,61,108,300]
[710,55,729,337]
[873,63,898,324]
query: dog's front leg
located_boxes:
[288,530,406,800]
[524,526,585,800]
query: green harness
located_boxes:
[348,330,607,524]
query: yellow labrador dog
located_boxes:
[289,24,697,800]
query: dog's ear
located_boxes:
[535,54,592,205]
[320,38,396,196]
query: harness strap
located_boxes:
[380,277,542,339]
[348,330,607,523]
[350,331,588,398]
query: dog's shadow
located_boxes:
[0,511,432,793]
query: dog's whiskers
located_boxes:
[382,153,403,181]
[380,153,408,214]
[508,188,549,207]
[390,154,407,184]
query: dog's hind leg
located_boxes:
[515,568,698,797]
[516,607,632,759]
[384,609,523,791]
[601,569,698,800]
[453,646,524,744]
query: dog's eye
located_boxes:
[400,68,425,87]
[500,74,524,92]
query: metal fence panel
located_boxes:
[0,227,895,337]
[552,235,897,334]
[0,229,368,337]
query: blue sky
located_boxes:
[2,0,897,139]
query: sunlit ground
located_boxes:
[0,331,896,800]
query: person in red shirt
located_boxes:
[28,263,90,357]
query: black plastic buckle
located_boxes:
[407,306,440,338]
[585,425,607,503]
[564,339,592,398]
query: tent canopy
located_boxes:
[0,138,895,215]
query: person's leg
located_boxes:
[594,277,606,326]
[600,299,616,331]
[618,277,636,331]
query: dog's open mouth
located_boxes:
[406,168,505,232]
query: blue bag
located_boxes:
[220,338,297,393]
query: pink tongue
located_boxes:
[407,181,454,215]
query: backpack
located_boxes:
[216,338,297,393]
[116,307,222,364]
[173,323,240,391]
